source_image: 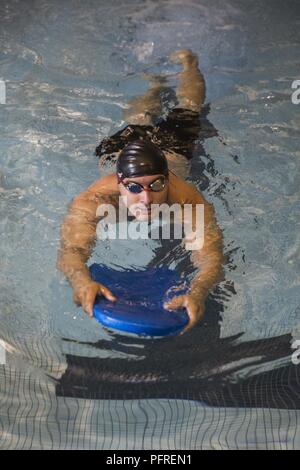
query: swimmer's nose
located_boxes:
[139,189,153,205]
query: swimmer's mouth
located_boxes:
[139,207,152,213]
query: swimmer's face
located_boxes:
[118,174,169,221]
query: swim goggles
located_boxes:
[121,176,167,194]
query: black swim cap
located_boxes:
[117,140,168,180]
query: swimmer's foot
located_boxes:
[170,49,199,69]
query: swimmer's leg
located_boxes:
[123,74,168,126]
[170,49,206,112]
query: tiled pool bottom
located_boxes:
[0,335,299,450]
[0,372,299,449]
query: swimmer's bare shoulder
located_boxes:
[87,173,118,196]
[168,171,208,206]
[73,173,119,210]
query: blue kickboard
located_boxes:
[90,264,189,337]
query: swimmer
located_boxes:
[57,49,225,334]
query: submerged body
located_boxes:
[57,50,225,334]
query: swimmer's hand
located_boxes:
[164,294,205,335]
[73,281,117,318]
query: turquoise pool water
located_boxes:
[0,0,299,449]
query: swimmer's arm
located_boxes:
[169,174,225,296]
[165,185,225,333]
[188,201,225,301]
[57,187,101,290]
[57,176,118,315]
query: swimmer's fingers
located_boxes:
[73,290,81,306]
[164,294,205,335]
[182,296,205,335]
[98,284,117,303]
[180,299,204,335]
[83,285,98,318]
[74,282,117,319]
[164,295,186,311]
[85,283,117,317]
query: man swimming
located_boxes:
[57,49,225,334]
